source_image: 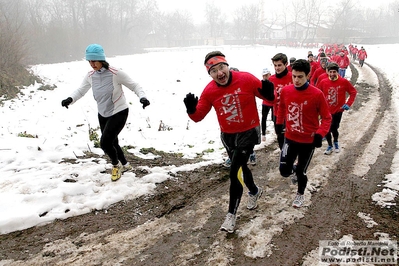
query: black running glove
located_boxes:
[275,124,284,135]
[313,133,323,148]
[140,97,150,109]
[183,93,198,114]
[61,97,73,109]
[258,80,275,101]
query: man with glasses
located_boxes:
[183,51,275,233]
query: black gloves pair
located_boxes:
[275,124,284,135]
[183,93,198,114]
[258,80,275,101]
[61,97,150,109]
[140,97,150,109]
[313,134,323,148]
[61,97,73,108]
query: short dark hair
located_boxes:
[204,51,225,64]
[327,62,339,71]
[291,59,311,75]
[271,53,288,64]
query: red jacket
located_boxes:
[358,50,368,60]
[317,76,357,114]
[269,72,292,118]
[189,71,267,134]
[335,55,350,69]
[310,66,327,85]
[315,73,328,87]
[309,61,319,78]
[276,83,332,143]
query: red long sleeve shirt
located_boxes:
[269,73,292,118]
[335,55,350,69]
[188,71,267,134]
[310,67,327,85]
[277,84,332,143]
[317,76,357,114]
[358,50,368,60]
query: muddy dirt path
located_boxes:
[0,62,398,266]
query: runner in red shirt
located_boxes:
[287,57,296,72]
[308,53,319,80]
[335,51,350,77]
[183,51,275,233]
[310,57,328,85]
[317,62,357,155]
[357,46,368,67]
[269,53,292,149]
[276,59,331,208]
[261,67,273,142]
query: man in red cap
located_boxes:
[183,51,275,233]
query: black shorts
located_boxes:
[221,126,261,155]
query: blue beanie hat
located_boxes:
[85,44,106,61]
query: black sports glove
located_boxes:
[140,97,150,109]
[61,97,73,109]
[312,133,323,148]
[183,93,198,114]
[275,124,284,135]
[258,79,275,101]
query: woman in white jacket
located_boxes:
[61,44,150,181]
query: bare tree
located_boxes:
[301,0,326,45]
[0,0,28,69]
[155,10,194,47]
[205,2,226,42]
[231,4,262,44]
[327,0,357,43]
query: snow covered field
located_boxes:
[0,43,398,242]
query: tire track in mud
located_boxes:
[0,63,397,266]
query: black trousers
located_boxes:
[261,104,273,136]
[326,112,343,147]
[272,114,285,150]
[279,138,315,195]
[221,126,261,214]
[98,108,129,165]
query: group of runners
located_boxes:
[183,43,363,233]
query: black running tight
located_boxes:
[98,108,129,165]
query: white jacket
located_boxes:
[70,66,146,117]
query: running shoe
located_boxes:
[292,193,305,208]
[324,146,333,155]
[111,162,122,181]
[220,213,236,233]
[334,142,340,153]
[247,187,263,210]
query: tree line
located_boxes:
[0,0,398,67]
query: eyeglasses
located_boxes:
[209,64,227,75]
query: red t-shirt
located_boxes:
[310,67,326,85]
[189,71,265,134]
[309,61,319,78]
[269,73,292,117]
[317,77,357,114]
[315,73,328,87]
[277,84,332,143]
[335,55,350,69]
[358,50,368,60]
